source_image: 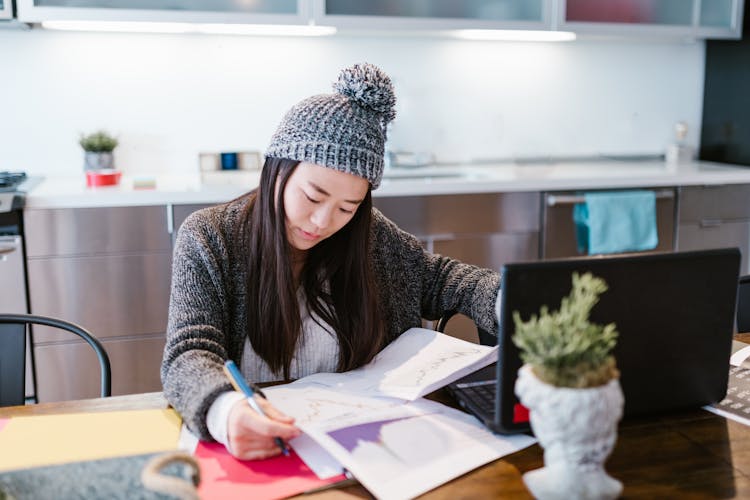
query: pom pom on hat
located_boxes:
[265,62,397,189]
[333,63,397,123]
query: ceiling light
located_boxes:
[41,20,337,37]
[453,29,576,42]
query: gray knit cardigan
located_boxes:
[161,196,501,440]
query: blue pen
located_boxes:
[223,360,289,456]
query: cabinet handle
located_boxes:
[546,189,675,206]
[700,219,723,228]
[0,245,17,255]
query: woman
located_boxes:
[161,63,500,460]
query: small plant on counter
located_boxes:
[512,272,619,388]
[79,130,118,153]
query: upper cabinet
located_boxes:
[16,0,309,24]
[560,0,744,39]
[312,0,551,31]
[14,0,745,39]
[1,0,14,20]
[314,0,744,39]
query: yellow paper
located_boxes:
[0,409,181,472]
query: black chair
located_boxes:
[436,310,497,346]
[739,275,750,333]
[0,313,111,406]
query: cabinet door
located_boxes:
[697,0,743,38]
[27,253,172,342]
[24,206,171,258]
[315,0,550,30]
[561,0,744,39]
[0,0,12,19]
[679,184,750,223]
[677,220,749,275]
[34,335,165,402]
[17,0,307,24]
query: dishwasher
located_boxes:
[541,187,677,259]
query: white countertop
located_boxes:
[22,160,750,209]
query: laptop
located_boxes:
[448,248,741,434]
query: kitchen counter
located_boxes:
[23,160,750,209]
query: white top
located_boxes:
[22,160,750,209]
[207,289,338,448]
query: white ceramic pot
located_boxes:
[515,364,624,500]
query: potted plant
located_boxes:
[512,272,623,500]
[79,130,118,171]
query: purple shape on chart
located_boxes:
[327,416,416,452]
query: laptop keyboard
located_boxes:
[454,380,496,414]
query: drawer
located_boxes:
[432,232,539,270]
[677,220,749,275]
[24,206,171,257]
[27,253,171,342]
[34,335,165,403]
[374,192,540,236]
[679,184,750,223]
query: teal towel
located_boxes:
[573,190,658,255]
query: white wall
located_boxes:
[0,29,705,176]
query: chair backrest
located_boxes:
[739,275,750,333]
[435,310,497,346]
[0,314,111,406]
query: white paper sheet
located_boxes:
[288,327,498,400]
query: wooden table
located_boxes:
[4,390,750,499]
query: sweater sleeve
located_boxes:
[160,211,235,441]
[371,209,501,336]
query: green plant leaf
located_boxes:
[511,272,619,388]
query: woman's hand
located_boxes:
[226,397,301,460]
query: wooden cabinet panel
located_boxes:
[27,253,171,342]
[34,335,165,402]
[24,206,171,258]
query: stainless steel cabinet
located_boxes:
[677,184,750,274]
[374,192,540,342]
[23,205,172,402]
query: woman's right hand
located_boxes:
[226,397,301,460]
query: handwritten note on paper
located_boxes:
[0,409,181,472]
[289,327,498,400]
[195,441,345,500]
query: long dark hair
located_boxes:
[237,157,385,380]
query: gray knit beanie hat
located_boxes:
[265,63,396,189]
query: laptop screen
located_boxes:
[493,248,740,433]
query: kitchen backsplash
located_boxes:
[0,30,704,176]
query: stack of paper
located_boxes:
[264,328,536,500]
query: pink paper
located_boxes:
[195,441,345,500]
[0,419,9,432]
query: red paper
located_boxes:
[195,441,345,500]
